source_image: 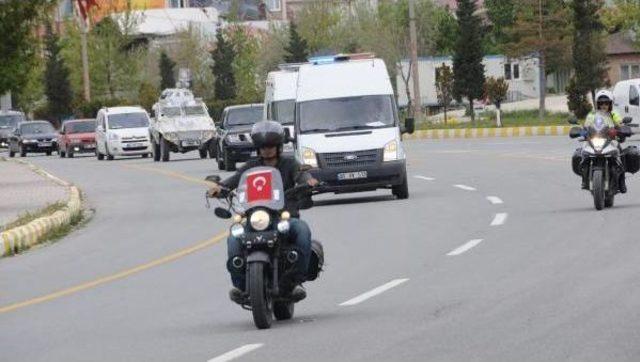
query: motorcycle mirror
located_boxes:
[205,175,221,183]
[568,117,579,125]
[623,116,633,124]
[214,207,232,219]
[299,164,312,172]
[283,127,295,143]
[569,126,583,139]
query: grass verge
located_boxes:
[1,202,67,232]
[418,110,572,130]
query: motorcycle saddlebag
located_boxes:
[307,239,324,281]
[622,146,640,174]
[572,148,582,176]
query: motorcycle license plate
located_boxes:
[38,142,51,147]
[182,140,200,147]
[337,171,368,181]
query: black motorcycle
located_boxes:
[205,166,323,329]
[569,115,638,210]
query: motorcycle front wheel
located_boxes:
[593,169,605,211]
[249,262,273,329]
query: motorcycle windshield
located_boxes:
[235,166,285,211]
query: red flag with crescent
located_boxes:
[76,0,99,21]
[246,170,273,203]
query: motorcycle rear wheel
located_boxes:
[249,262,273,329]
[593,169,605,211]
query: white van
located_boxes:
[264,67,299,154]
[294,54,415,199]
[613,79,640,125]
[95,106,152,160]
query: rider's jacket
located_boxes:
[221,155,312,218]
[584,110,622,128]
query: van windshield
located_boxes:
[226,107,263,126]
[108,113,149,129]
[271,100,294,124]
[298,95,395,133]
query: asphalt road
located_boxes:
[2,136,640,362]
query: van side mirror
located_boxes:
[284,127,295,143]
[623,116,633,124]
[569,126,583,139]
[568,117,579,125]
[402,118,415,134]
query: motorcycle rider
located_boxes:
[578,90,627,193]
[207,121,319,304]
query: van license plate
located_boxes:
[337,171,368,181]
[182,140,200,146]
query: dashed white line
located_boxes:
[339,279,409,306]
[447,239,484,256]
[490,213,508,226]
[414,175,435,181]
[453,184,476,191]
[486,196,504,205]
[208,344,264,362]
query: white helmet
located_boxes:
[596,89,613,103]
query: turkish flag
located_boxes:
[246,170,273,203]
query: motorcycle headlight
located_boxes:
[226,134,242,143]
[249,209,271,231]
[108,133,119,141]
[592,137,606,151]
[302,147,318,168]
[383,140,399,161]
[230,223,245,238]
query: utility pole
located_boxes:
[74,1,91,102]
[538,0,546,123]
[282,0,288,21]
[408,0,421,118]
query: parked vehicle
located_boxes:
[8,121,58,157]
[613,79,640,126]
[216,104,264,171]
[264,67,299,154]
[58,119,96,158]
[293,54,415,199]
[150,99,217,162]
[0,110,26,148]
[95,106,152,160]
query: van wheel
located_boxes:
[9,149,15,157]
[224,150,236,171]
[96,149,104,160]
[59,149,66,158]
[160,137,170,162]
[199,148,208,159]
[106,144,114,161]
[20,145,26,157]
[208,140,218,158]
[392,176,409,199]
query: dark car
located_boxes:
[58,119,96,158]
[216,104,263,171]
[8,121,58,157]
[0,111,26,148]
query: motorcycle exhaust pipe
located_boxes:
[231,256,244,269]
[286,250,299,264]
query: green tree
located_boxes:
[602,0,640,35]
[296,1,344,54]
[571,0,608,103]
[484,0,515,52]
[284,22,309,63]
[211,31,236,101]
[435,63,454,124]
[172,27,215,99]
[566,76,592,119]
[452,0,486,124]
[137,82,158,112]
[484,77,509,127]
[43,24,73,122]
[505,0,570,122]
[229,26,262,103]
[159,51,176,90]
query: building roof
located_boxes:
[111,7,220,37]
[606,32,639,56]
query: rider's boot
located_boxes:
[581,169,589,190]
[229,287,245,304]
[619,173,628,193]
[289,285,307,302]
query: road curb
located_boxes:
[405,126,572,140]
[0,158,83,257]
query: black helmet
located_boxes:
[251,120,285,149]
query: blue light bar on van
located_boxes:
[309,53,376,65]
[309,55,337,65]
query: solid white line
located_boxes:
[414,175,435,181]
[339,279,409,306]
[453,184,476,191]
[486,196,504,205]
[491,213,508,226]
[207,344,264,362]
[447,239,484,256]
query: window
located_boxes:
[513,64,520,79]
[267,0,281,11]
[621,64,640,80]
[504,63,512,80]
[630,86,639,106]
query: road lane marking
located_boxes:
[414,175,435,181]
[0,231,228,314]
[339,278,409,306]
[490,213,508,226]
[123,164,216,186]
[447,239,484,256]
[453,184,476,191]
[208,344,264,362]
[486,196,504,205]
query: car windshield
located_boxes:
[108,113,148,129]
[298,95,396,133]
[226,107,263,126]
[66,121,95,134]
[161,107,182,117]
[21,122,55,134]
[0,115,24,128]
[184,105,207,116]
[272,100,294,124]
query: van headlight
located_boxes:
[302,147,318,167]
[250,210,271,231]
[591,137,606,151]
[108,133,119,141]
[383,140,399,161]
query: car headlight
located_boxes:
[250,209,271,231]
[592,137,606,151]
[108,133,119,141]
[165,132,179,140]
[202,130,215,139]
[302,147,318,168]
[226,134,242,143]
[230,223,245,238]
[383,140,399,161]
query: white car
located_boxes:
[95,106,152,160]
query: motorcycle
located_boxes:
[205,166,324,329]
[569,115,637,210]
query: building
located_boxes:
[606,31,640,85]
[265,0,379,21]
